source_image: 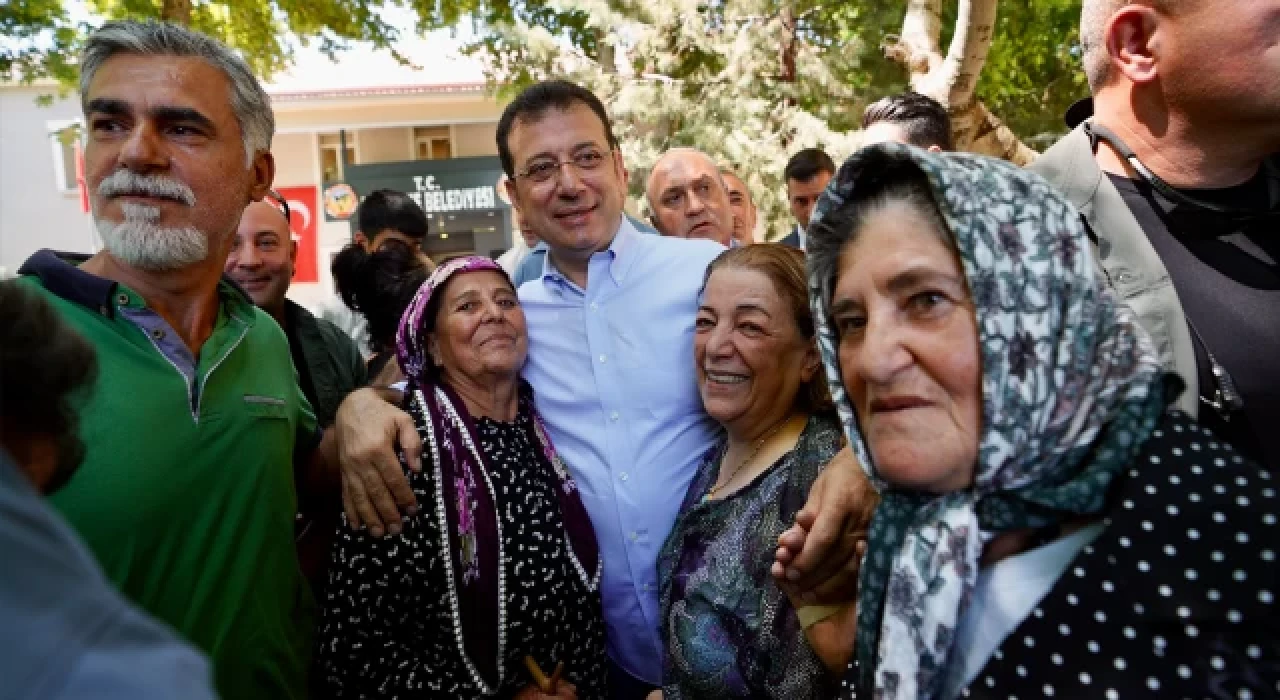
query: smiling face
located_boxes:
[427,270,528,386]
[224,200,295,311]
[695,265,819,437]
[831,199,982,493]
[502,102,627,263]
[83,53,272,271]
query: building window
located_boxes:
[413,126,452,160]
[48,123,82,192]
[319,133,357,182]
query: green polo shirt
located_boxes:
[18,250,318,700]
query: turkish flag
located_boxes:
[273,186,319,283]
[74,141,89,214]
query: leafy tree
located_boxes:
[2,0,405,91]
[462,0,1087,236]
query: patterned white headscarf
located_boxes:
[805,143,1168,698]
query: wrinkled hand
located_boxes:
[772,446,878,604]
[335,387,422,536]
[513,681,577,699]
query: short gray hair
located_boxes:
[79,20,273,166]
[1080,0,1128,92]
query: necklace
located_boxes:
[704,416,793,503]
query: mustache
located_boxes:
[98,170,196,207]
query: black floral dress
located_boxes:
[313,406,607,699]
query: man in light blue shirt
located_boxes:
[520,215,723,688]
[494,80,871,696]
[345,80,872,698]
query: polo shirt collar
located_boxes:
[18,249,116,317]
[17,248,258,321]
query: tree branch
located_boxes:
[960,99,1038,165]
[936,0,998,108]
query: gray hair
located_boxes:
[808,168,955,316]
[1080,0,1128,92]
[79,20,273,166]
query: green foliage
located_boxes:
[975,0,1087,146]
[2,0,406,91]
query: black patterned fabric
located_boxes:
[838,409,1280,699]
[313,405,607,699]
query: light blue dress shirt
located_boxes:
[519,217,726,683]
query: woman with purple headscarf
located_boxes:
[314,256,606,699]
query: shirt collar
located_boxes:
[540,215,641,288]
[17,248,257,321]
[18,249,117,317]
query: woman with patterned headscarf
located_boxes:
[314,256,606,699]
[804,143,1278,699]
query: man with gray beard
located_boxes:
[16,20,418,700]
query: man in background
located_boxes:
[860,91,954,151]
[779,148,835,249]
[720,168,758,246]
[226,195,366,428]
[645,147,735,247]
[316,188,434,355]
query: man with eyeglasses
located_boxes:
[1031,0,1280,467]
[336,79,876,699]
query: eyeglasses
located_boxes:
[516,149,611,184]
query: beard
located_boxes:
[96,201,210,272]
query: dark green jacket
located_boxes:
[284,300,367,427]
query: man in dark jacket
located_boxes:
[1030,0,1280,467]
[226,195,367,427]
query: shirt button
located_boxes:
[610,411,620,422]
[151,328,165,340]
[629,531,638,542]
[619,472,629,482]
[590,301,599,311]
[116,293,130,306]
[598,354,607,364]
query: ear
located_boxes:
[426,334,443,367]
[248,150,276,202]
[288,238,298,265]
[503,177,521,211]
[1105,5,1161,85]
[800,342,821,383]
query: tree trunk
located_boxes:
[160,0,194,25]
[595,29,616,74]
[885,0,1036,164]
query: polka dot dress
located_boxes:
[313,406,607,699]
[840,410,1280,699]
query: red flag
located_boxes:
[74,141,89,214]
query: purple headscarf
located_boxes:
[392,255,600,693]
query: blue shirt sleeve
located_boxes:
[0,451,218,700]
